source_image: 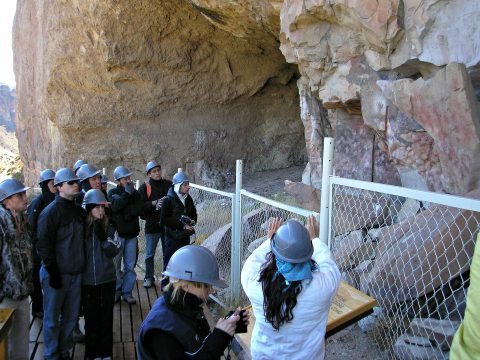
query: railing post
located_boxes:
[319,138,334,246]
[231,160,243,302]
[102,167,106,175]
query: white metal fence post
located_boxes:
[319,137,334,246]
[231,160,243,302]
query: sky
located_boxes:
[0,0,17,88]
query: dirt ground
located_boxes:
[236,165,389,359]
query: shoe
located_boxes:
[32,311,43,319]
[122,294,137,305]
[72,324,85,343]
[143,279,153,288]
[114,292,122,303]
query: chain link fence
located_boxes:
[328,177,480,359]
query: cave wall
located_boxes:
[13,0,305,186]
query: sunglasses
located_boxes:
[65,180,79,185]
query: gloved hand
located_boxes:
[152,196,166,211]
[93,219,107,241]
[46,263,62,289]
[124,182,135,195]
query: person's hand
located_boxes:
[215,308,241,336]
[124,182,135,194]
[240,308,250,327]
[267,218,283,239]
[184,224,195,234]
[46,264,62,289]
[306,215,319,241]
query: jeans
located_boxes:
[40,266,82,359]
[144,232,162,281]
[115,236,137,296]
[82,281,115,359]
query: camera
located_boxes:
[224,309,248,334]
[180,215,196,227]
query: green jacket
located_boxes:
[450,232,480,359]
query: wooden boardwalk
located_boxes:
[29,279,161,360]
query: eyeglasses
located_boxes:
[66,180,79,185]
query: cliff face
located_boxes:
[0,84,21,179]
[13,0,480,194]
[13,0,304,185]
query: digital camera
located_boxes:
[180,215,196,227]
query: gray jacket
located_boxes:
[82,223,120,286]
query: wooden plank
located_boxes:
[112,301,122,343]
[72,343,85,360]
[132,282,143,341]
[32,342,45,360]
[29,317,42,342]
[137,280,151,321]
[124,341,137,360]
[120,299,133,342]
[112,342,123,359]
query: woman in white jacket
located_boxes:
[241,216,341,360]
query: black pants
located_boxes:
[161,235,190,288]
[82,281,116,359]
[31,257,43,313]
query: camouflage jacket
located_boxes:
[0,205,33,302]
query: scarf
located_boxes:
[274,258,313,288]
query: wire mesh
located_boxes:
[329,183,480,359]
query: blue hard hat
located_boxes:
[73,159,86,173]
[146,161,161,174]
[77,164,101,183]
[113,166,133,181]
[172,172,189,185]
[0,179,31,202]
[39,169,56,184]
[54,168,80,186]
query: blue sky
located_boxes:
[0,0,17,88]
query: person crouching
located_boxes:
[82,189,121,360]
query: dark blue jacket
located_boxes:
[160,188,197,242]
[37,195,86,274]
[137,293,231,360]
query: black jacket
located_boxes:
[160,188,197,241]
[37,195,86,274]
[108,184,142,238]
[137,288,232,359]
[138,178,172,234]
[27,186,56,257]
[83,222,120,286]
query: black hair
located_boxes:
[259,251,303,330]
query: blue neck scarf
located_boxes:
[274,259,313,290]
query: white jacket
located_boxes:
[241,237,341,360]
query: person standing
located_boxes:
[160,171,197,289]
[82,189,120,360]
[138,161,171,288]
[108,166,142,304]
[27,169,57,319]
[0,178,32,360]
[37,168,86,360]
[241,217,340,360]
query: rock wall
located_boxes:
[14,0,480,195]
[13,0,305,185]
[278,0,480,194]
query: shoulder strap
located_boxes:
[145,180,152,200]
